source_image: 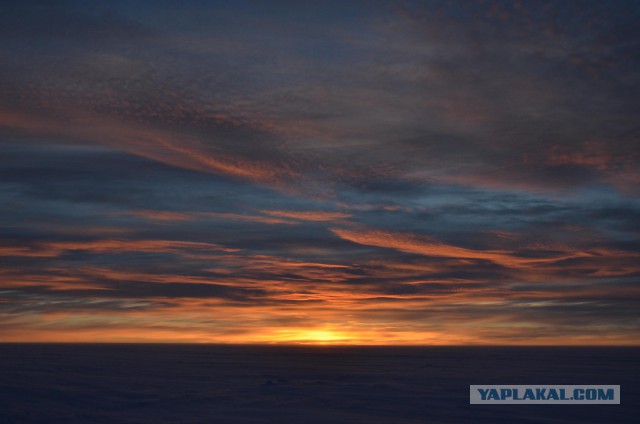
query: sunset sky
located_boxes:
[1,0,639,345]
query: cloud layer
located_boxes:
[1,0,639,344]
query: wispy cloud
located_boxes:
[262,210,351,221]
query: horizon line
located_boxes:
[1,342,639,347]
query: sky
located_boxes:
[1,0,639,345]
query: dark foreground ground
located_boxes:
[0,344,637,424]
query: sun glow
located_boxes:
[301,330,344,343]
[270,328,354,345]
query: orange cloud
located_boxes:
[330,227,640,280]
[330,227,577,269]
[0,108,301,191]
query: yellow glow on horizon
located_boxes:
[2,315,638,346]
[269,328,355,345]
[1,327,637,345]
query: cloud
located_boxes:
[119,210,297,225]
[0,109,304,191]
[330,227,574,268]
[125,209,193,222]
[0,238,239,259]
[262,210,351,221]
[1,0,639,345]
